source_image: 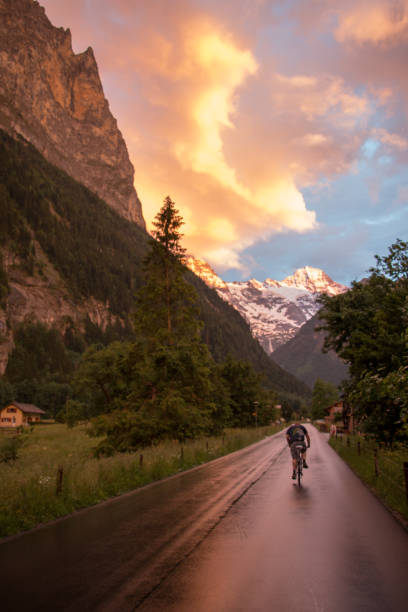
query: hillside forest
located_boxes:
[0,130,311,446]
[1,127,407,449]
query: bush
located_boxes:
[0,435,23,463]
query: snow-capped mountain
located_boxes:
[186,257,347,353]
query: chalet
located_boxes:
[0,402,46,428]
[325,400,354,434]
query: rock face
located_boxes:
[0,246,115,375]
[186,258,348,353]
[0,0,145,226]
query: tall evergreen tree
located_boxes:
[134,196,200,348]
[89,197,228,454]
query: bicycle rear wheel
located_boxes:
[297,460,302,487]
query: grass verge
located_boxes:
[329,435,408,525]
[0,423,282,538]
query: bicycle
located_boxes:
[293,443,305,487]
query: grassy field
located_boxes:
[0,423,282,538]
[329,434,408,524]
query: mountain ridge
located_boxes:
[0,0,145,226]
[272,312,349,388]
[186,256,347,353]
[0,129,310,398]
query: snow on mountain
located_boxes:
[186,257,347,354]
[185,256,227,289]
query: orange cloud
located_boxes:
[335,1,408,45]
[40,0,404,273]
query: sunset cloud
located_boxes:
[374,128,408,151]
[41,0,408,281]
[335,1,408,45]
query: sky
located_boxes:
[40,0,408,285]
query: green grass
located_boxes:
[330,435,408,523]
[0,423,282,538]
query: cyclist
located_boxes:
[286,422,311,480]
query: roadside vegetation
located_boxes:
[319,241,408,525]
[318,239,408,448]
[0,189,299,538]
[0,422,283,538]
[329,434,408,523]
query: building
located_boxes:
[0,402,46,428]
[325,400,354,434]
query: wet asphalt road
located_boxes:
[1,426,408,611]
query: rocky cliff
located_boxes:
[0,246,115,375]
[0,0,145,226]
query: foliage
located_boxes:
[0,435,23,464]
[0,378,14,406]
[34,382,72,419]
[0,129,148,314]
[0,422,283,537]
[218,355,275,427]
[72,342,133,411]
[277,391,309,421]
[348,365,408,446]
[86,198,226,451]
[318,239,408,445]
[0,128,309,403]
[5,319,74,384]
[371,238,408,281]
[311,378,339,420]
[134,196,201,349]
[330,435,408,522]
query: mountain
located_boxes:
[0,130,310,398]
[186,257,347,353]
[0,0,311,400]
[0,0,144,226]
[272,313,349,388]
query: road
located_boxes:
[1,426,408,611]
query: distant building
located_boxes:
[0,402,46,428]
[325,400,353,433]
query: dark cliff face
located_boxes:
[0,0,145,227]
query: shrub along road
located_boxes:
[1,426,408,611]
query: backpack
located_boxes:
[290,425,305,442]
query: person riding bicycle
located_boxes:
[286,422,311,480]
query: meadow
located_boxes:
[330,434,408,523]
[0,423,282,538]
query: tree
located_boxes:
[348,364,408,446]
[311,378,339,420]
[218,356,274,427]
[5,319,74,384]
[318,239,408,445]
[89,197,224,453]
[60,341,133,426]
[35,381,72,418]
[371,238,408,281]
[134,195,200,349]
[0,378,14,406]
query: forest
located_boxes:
[0,130,311,440]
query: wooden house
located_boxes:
[0,402,46,428]
[325,400,354,433]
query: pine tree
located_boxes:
[134,196,200,348]
[89,197,227,453]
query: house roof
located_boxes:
[7,402,46,415]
